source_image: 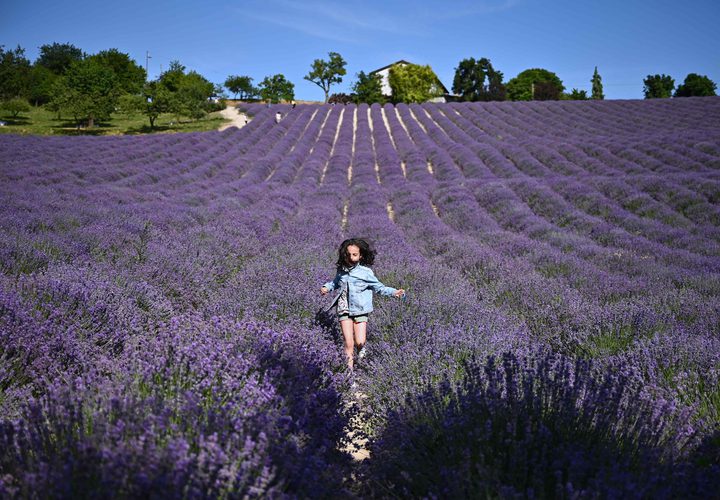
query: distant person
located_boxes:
[320,238,405,371]
[291,100,296,109]
[275,111,282,124]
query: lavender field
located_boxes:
[2,97,720,497]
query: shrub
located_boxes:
[328,93,353,105]
[366,349,706,498]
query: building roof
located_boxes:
[370,60,450,95]
[369,60,413,75]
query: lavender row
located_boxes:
[549,174,720,251]
[294,105,342,189]
[501,177,720,273]
[395,103,466,184]
[367,104,405,185]
[378,104,435,186]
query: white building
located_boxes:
[369,60,451,103]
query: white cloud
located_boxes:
[238,0,520,44]
[245,11,361,43]
[240,0,420,43]
[432,0,521,20]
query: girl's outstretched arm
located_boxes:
[364,268,402,297]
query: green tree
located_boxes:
[224,75,257,99]
[137,80,173,128]
[567,89,588,100]
[45,78,68,120]
[88,49,146,94]
[506,68,564,101]
[149,61,218,122]
[258,74,295,103]
[388,63,444,104]
[51,57,121,128]
[36,42,83,75]
[351,71,384,104]
[159,60,186,92]
[28,64,57,105]
[643,74,674,98]
[116,92,142,117]
[452,57,506,101]
[591,66,604,100]
[674,73,717,97]
[1,97,31,117]
[175,71,215,120]
[533,81,562,100]
[304,52,347,103]
[0,45,32,100]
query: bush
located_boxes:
[206,98,227,113]
[328,93,353,105]
[366,349,709,498]
[0,316,354,498]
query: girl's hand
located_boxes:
[320,286,329,295]
[394,289,406,298]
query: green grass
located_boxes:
[0,105,230,136]
[580,324,637,358]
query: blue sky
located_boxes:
[3,0,719,101]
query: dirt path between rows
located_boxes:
[218,105,250,131]
[342,392,371,462]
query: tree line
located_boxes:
[229,53,717,105]
[1,43,717,129]
[0,43,230,129]
[338,58,716,104]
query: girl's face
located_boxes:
[346,244,361,265]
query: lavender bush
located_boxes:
[365,349,714,498]
[0,315,352,498]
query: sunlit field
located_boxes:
[2,97,719,497]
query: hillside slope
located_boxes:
[1,97,719,497]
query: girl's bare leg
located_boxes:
[354,321,367,350]
[340,319,355,369]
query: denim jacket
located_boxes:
[323,264,397,315]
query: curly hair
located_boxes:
[336,238,375,271]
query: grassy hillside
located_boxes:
[0,104,228,135]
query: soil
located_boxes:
[218,105,250,131]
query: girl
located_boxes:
[321,238,405,369]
